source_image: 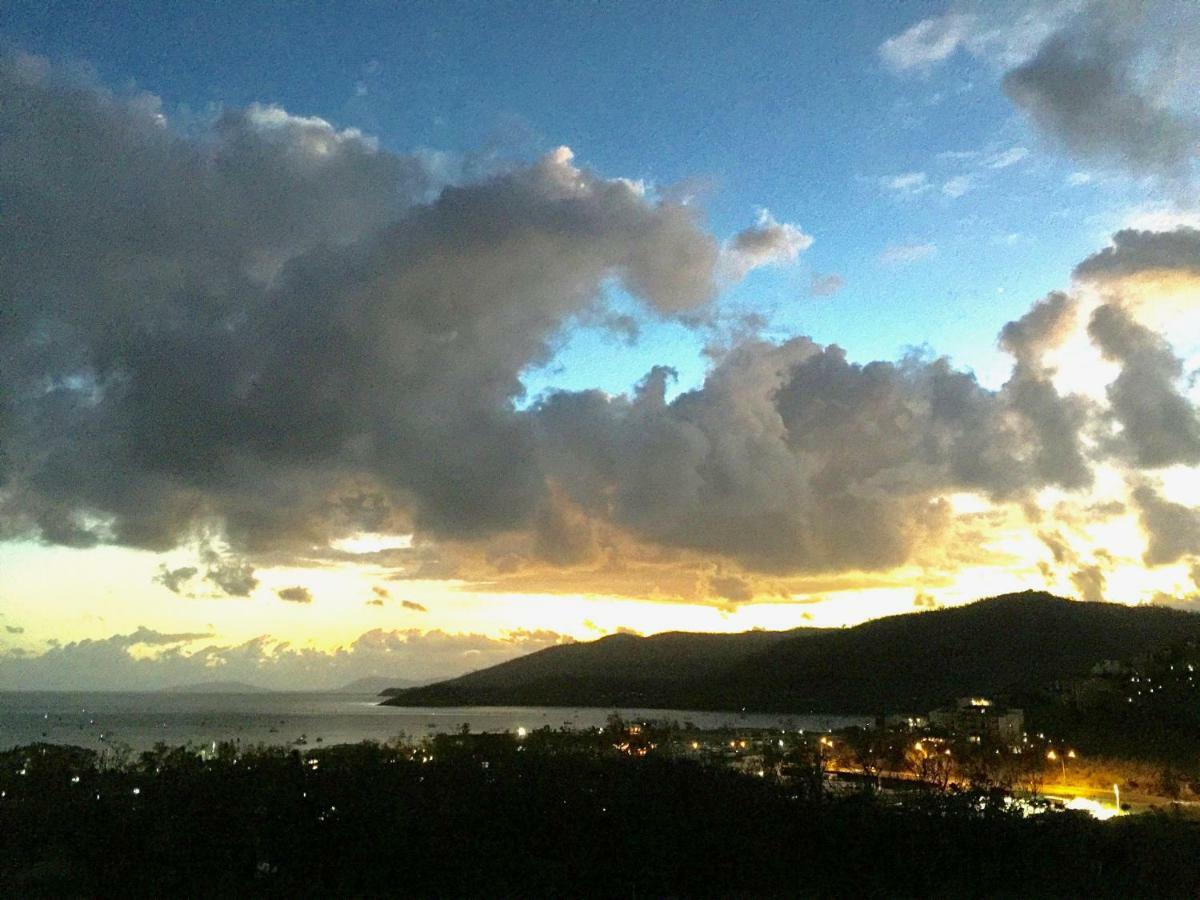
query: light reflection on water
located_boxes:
[0,691,870,753]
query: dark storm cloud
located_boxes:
[707,574,756,605]
[530,331,1092,575]
[1038,530,1073,565]
[1130,483,1200,566]
[1003,18,1200,182]
[201,549,260,598]
[1073,227,1200,282]
[997,292,1092,489]
[1087,303,1200,468]
[0,57,719,561]
[277,586,313,604]
[998,291,1076,365]
[5,52,1186,594]
[154,565,198,594]
[1071,563,1107,603]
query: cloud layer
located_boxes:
[0,56,719,569]
[0,626,570,691]
[1003,23,1199,182]
[881,2,1200,185]
[2,52,1199,616]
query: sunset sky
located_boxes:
[2,1,1199,689]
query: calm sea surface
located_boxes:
[0,692,869,753]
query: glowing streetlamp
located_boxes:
[1047,748,1071,783]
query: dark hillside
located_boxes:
[382,592,1200,714]
[381,627,817,707]
[697,592,1200,713]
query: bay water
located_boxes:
[0,691,868,753]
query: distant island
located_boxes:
[381,591,1200,715]
[159,680,269,694]
[333,676,428,694]
[159,677,435,694]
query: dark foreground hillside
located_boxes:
[384,592,1200,714]
[3,739,1200,898]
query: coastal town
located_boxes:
[6,703,1199,895]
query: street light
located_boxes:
[1047,748,1067,783]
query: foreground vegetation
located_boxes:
[3,731,1200,897]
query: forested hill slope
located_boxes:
[381,592,1200,714]
[380,627,818,707]
[694,591,1200,713]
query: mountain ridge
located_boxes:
[381,626,821,706]
[381,592,1200,714]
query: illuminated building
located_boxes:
[929,697,1023,744]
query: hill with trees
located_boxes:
[694,591,1200,713]
[381,627,817,707]
[382,592,1200,714]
